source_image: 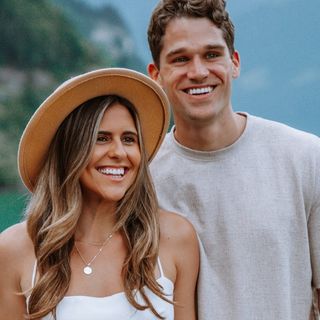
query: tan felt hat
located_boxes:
[18,68,170,192]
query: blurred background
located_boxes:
[0,0,319,231]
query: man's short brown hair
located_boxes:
[148,0,235,67]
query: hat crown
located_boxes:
[18,68,170,192]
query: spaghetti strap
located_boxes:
[31,260,37,288]
[157,257,164,278]
[26,261,37,314]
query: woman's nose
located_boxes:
[107,140,126,159]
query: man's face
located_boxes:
[148,17,240,128]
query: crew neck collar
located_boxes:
[169,112,251,161]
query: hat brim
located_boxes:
[18,68,170,192]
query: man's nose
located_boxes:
[187,56,209,81]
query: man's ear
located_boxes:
[147,63,162,85]
[231,51,240,79]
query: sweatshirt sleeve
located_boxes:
[308,138,320,288]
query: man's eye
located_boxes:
[207,52,219,59]
[173,56,188,63]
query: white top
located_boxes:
[150,113,320,320]
[29,258,174,320]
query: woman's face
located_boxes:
[79,103,141,204]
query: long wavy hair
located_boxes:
[26,95,170,319]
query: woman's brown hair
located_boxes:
[26,95,170,319]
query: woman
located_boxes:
[0,68,199,319]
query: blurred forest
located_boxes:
[0,0,144,229]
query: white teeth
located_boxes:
[99,168,125,176]
[187,86,214,95]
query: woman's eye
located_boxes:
[122,135,137,144]
[97,135,109,143]
[122,134,138,145]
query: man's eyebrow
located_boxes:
[166,44,226,58]
[166,47,188,59]
[205,44,226,51]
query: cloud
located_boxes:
[238,67,270,92]
[290,68,320,87]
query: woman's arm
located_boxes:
[172,216,199,320]
[0,224,29,319]
[159,210,200,320]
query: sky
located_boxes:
[85,0,320,135]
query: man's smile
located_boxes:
[183,85,216,95]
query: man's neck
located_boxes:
[174,112,247,152]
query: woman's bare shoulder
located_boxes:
[158,209,199,287]
[159,209,198,243]
[0,222,33,258]
[0,223,34,316]
[1,221,29,241]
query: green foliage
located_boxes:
[0,80,48,187]
[51,0,145,72]
[0,131,18,187]
[0,0,102,78]
[0,0,108,188]
[0,0,145,189]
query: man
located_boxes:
[147,0,320,319]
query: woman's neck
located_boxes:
[76,201,117,243]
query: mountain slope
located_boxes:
[51,0,145,72]
[0,0,104,187]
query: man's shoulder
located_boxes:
[157,131,174,151]
[150,131,175,165]
[249,113,320,146]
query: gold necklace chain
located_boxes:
[74,232,113,275]
[75,239,107,246]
